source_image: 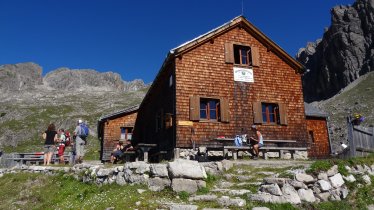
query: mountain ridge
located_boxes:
[297,0,374,102]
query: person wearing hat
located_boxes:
[73,119,85,164]
[250,125,263,159]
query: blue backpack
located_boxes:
[234,135,242,147]
[79,123,89,140]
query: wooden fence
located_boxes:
[346,116,374,158]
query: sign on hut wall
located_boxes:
[233,67,254,83]
[178,121,194,126]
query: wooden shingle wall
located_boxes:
[306,117,330,158]
[102,112,137,157]
[175,26,308,148]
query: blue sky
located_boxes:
[0,0,354,83]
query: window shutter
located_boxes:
[251,46,260,67]
[190,96,200,121]
[225,43,234,63]
[220,98,230,122]
[279,103,288,125]
[253,102,262,124]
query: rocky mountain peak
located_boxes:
[0,62,147,93]
[0,62,43,91]
[44,67,125,91]
[297,0,374,102]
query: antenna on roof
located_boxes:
[241,0,244,16]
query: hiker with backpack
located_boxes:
[73,119,89,164]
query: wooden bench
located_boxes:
[223,145,308,160]
[7,152,72,165]
[223,146,252,160]
[260,146,308,159]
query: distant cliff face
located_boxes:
[0,63,43,91]
[44,68,125,91]
[297,0,374,102]
[0,62,147,92]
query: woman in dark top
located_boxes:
[44,123,58,165]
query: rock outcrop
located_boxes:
[0,63,43,91]
[297,0,374,102]
[0,62,147,92]
[44,67,125,91]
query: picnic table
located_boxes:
[213,137,303,160]
[135,143,157,162]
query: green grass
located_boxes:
[0,173,177,210]
[307,154,374,175]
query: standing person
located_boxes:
[250,125,263,160]
[43,123,58,165]
[57,129,66,164]
[73,119,85,164]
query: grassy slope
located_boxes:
[0,88,148,159]
[319,72,374,151]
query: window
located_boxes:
[253,102,287,125]
[200,98,220,121]
[189,96,230,122]
[225,43,260,67]
[120,127,133,141]
[262,103,280,124]
[234,45,251,66]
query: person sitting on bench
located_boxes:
[110,140,134,163]
[250,125,263,159]
[111,140,124,163]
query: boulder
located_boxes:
[260,184,283,196]
[316,192,330,201]
[97,168,112,177]
[249,193,287,204]
[282,184,301,204]
[221,160,233,171]
[196,180,206,189]
[171,178,198,194]
[228,189,251,196]
[330,189,341,201]
[147,177,171,191]
[115,172,126,186]
[329,173,345,188]
[217,196,246,207]
[298,189,316,203]
[293,151,308,160]
[327,165,339,176]
[288,180,308,189]
[150,164,169,178]
[362,174,372,185]
[168,159,207,179]
[125,161,150,174]
[318,180,332,191]
[317,172,328,181]
[295,173,315,183]
[188,195,218,202]
[340,187,349,199]
[263,177,290,186]
[169,204,198,210]
[201,162,222,175]
[343,174,356,182]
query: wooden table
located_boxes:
[135,143,157,162]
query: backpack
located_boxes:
[234,135,242,147]
[64,131,71,146]
[79,123,89,140]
